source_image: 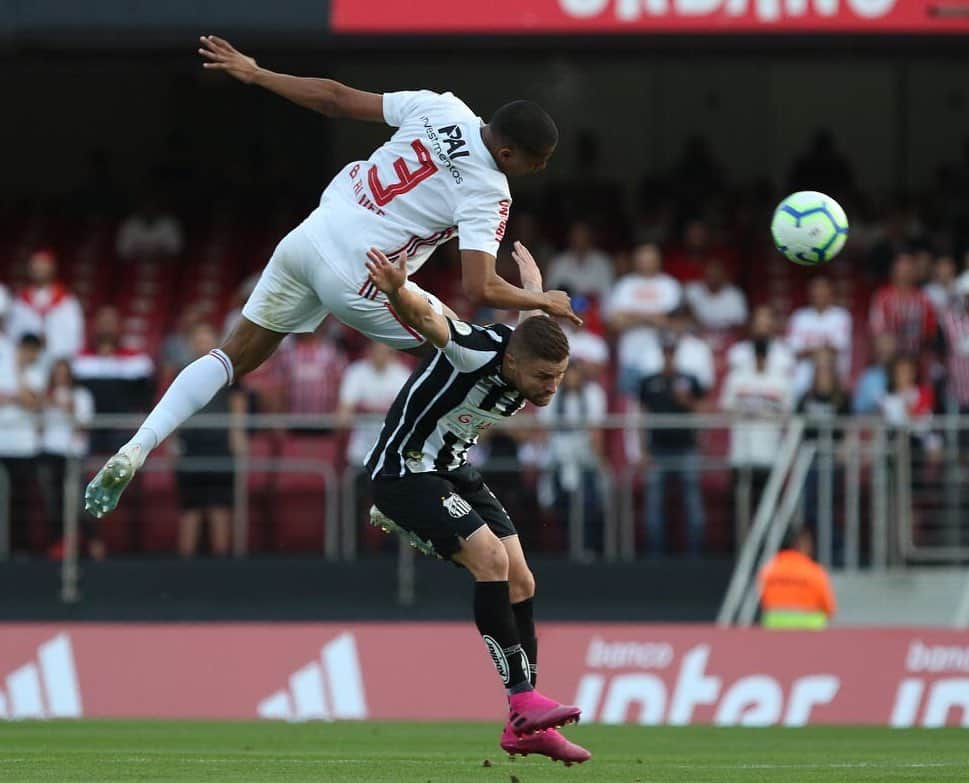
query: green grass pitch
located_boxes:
[1,720,967,782]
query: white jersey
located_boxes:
[302,90,512,286]
[719,367,796,468]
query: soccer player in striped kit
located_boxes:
[364,241,590,764]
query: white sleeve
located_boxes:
[455,191,511,257]
[382,90,440,128]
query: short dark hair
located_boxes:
[490,101,558,157]
[509,316,570,363]
[18,332,43,349]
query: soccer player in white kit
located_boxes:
[84,35,580,518]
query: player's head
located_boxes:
[504,316,570,406]
[487,101,558,176]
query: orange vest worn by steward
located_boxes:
[758,550,837,630]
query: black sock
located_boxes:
[512,598,538,687]
[474,581,532,693]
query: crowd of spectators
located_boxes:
[4,131,969,560]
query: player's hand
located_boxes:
[366,248,408,294]
[198,35,260,84]
[511,241,543,292]
[542,290,583,327]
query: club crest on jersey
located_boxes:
[442,493,472,518]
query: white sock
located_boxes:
[125,349,234,463]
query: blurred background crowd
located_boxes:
[4,123,969,562]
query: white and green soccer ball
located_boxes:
[770,191,849,266]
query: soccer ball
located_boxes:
[770,191,849,266]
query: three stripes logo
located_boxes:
[257,632,368,722]
[0,633,82,720]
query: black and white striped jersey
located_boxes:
[366,318,526,478]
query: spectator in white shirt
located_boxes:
[338,342,412,467]
[786,276,853,398]
[536,361,608,557]
[636,306,715,392]
[720,338,796,543]
[116,199,185,261]
[0,333,46,553]
[7,249,85,363]
[607,242,683,394]
[727,303,795,377]
[545,221,614,302]
[559,296,610,381]
[39,359,96,559]
[684,259,748,335]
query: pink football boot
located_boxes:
[500,724,591,766]
[507,689,581,735]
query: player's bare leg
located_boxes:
[84,318,286,518]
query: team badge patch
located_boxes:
[442,493,472,518]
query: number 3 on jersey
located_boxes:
[368,140,437,206]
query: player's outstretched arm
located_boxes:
[366,249,450,349]
[198,35,383,122]
[461,249,582,326]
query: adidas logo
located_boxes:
[1,633,82,720]
[257,632,368,721]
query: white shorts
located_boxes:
[241,225,444,349]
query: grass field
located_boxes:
[1,721,967,783]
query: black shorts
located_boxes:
[176,471,234,511]
[371,465,517,560]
